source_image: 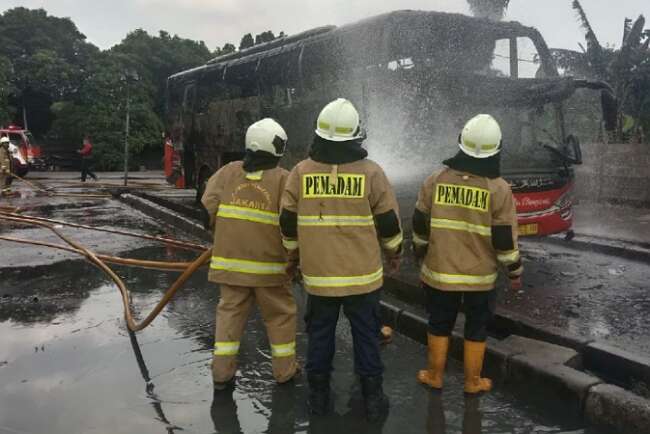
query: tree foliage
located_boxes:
[0,5,285,168]
[239,33,254,50]
[0,56,14,125]
[552,1,650,142]
[0,7,98,134]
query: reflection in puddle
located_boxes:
[0,246,611,434]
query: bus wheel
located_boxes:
[195,167,211,204]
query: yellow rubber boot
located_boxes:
[417,334,449,389]
[463,340,492,394]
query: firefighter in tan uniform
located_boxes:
[0,137,12,196]
[201,118,299,390]
[413,114,523,394]
[280,99,403,422]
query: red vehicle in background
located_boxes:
[0,125,44,175]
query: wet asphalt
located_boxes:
[0,176,615,433]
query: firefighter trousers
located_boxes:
[305,289,384,377]
[424,284,496,342]
[212,283,298,384]
[1,176,8,193]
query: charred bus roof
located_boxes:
[167,9,614,124]
[168,10,556,83]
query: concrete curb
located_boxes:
[119,194,212,243]
[135,192,205,222]
[379,299,650,433]
[585,384,650,434]
[546,233,650,264]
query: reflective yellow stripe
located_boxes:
[430,218,491,236]
[303,268,383,288]
[217,204,279,225]
[422,264,497,285]
[282,238,298,250]
[497,249,520,264]
[298,215,374,226]
[214,341,240,356]
[382,232,403,250]
[245,170,263,181]
[318,122,353,134]
[210,256,287,275]
[271,341,296,358]
[412,232,429,247]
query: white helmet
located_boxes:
[245,118,287,157]
[458,114,502,159]
[315,98,364,142]
[0,137,9,146]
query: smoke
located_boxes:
[467,0,510,21]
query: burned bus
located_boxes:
[164,10,614,237]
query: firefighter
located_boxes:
[0,137,12,196]
[201,118,299,390]
[413,114,523,394]
[280,98,403,422]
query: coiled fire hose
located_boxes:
[0,211,211,332]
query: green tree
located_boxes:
[255,31,276,45]
[220,43,236,55]
[47,28,212,168]
[49,51,163,170]
[0,7,99,134]
[239,33,254,50]
[111,29,212,117]
[0,56,14,125]
[552,1,650,142]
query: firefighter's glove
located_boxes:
[412,243,427,261]
[385,254,401,276]
[509,276,523,291]
[286,259,301,283]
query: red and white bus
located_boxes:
[164,10,614,237]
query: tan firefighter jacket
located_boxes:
[0,145,10,175]
[280,158,403,297]
[201,161,290,287]
[413,168,523,292]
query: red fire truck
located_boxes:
[0,125,44,176]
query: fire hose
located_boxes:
[1,212,206,251]
[0,211,211,332]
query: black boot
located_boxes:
[213,377,235,392]
[361,375,389,423]
[307,372,330,415]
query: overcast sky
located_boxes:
[1,0,648,52]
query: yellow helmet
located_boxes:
[459,114,502,159]
[315,98,364,142]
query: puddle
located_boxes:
[0,249,612,433]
